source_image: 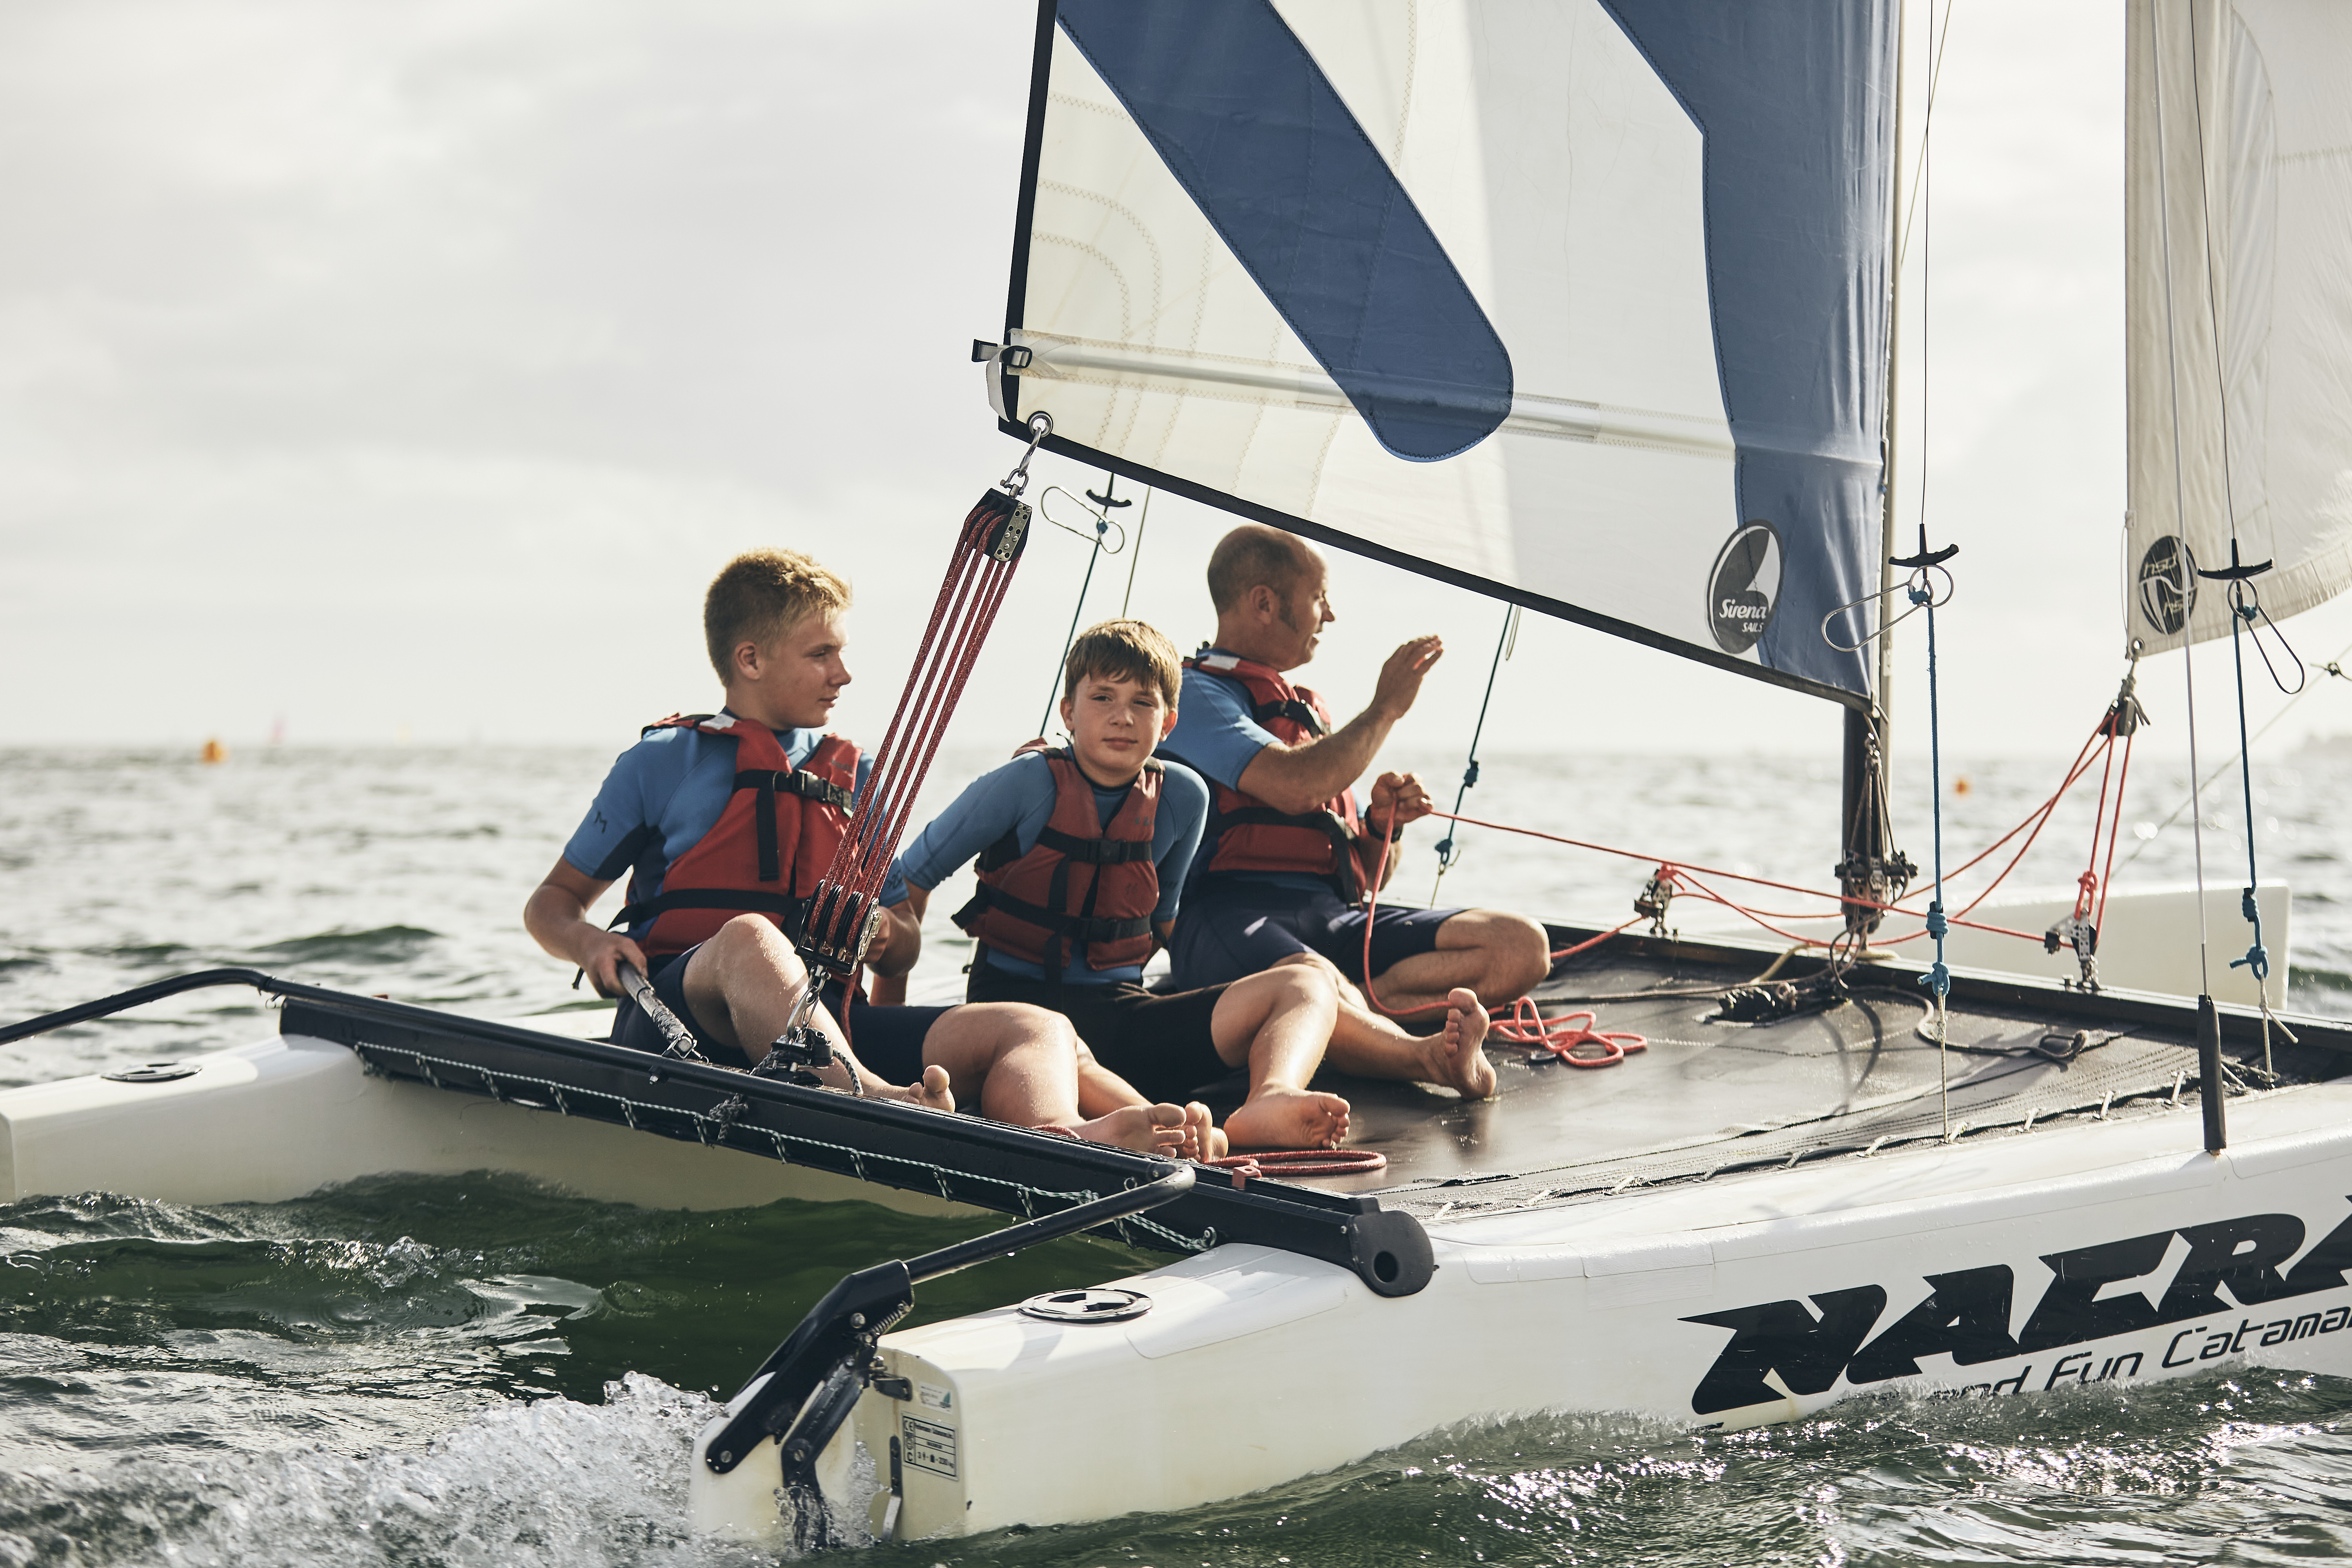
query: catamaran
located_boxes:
[5,0,2351,1550]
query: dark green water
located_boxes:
[5,1174,2351,1567]
[3,746,2351,1564]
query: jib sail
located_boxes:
[986,0,1898,702]
[2125,0,2352,654]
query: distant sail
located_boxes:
[2125,0,2352,654]
[991,0,1897,701]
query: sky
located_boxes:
[3,0,2348,765]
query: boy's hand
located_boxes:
[864,898,924,978]
[578,930,651,998]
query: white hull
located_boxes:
[0,1028,967,1220]
[693,1079,2352,1544]
[8,988,2348,1546]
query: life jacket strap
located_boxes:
[735,767,856,883]
[1201,804,1364,901]
[1251,697,1326,735]
[1032,823,1155,864]
[952,884,1153,947]
[610,887,808,937]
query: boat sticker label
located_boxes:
[918,1382,953,1412]
[902,1415,958,1479]
[1682,1201,2352,1414]
[2137,535,2198,634]
[1707,522,1782,655]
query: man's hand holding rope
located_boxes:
[1365,771,1434,841]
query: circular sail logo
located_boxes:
[2136,535,2198,635]
[1707,522,1782,655]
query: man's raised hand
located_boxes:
[1372,634,1444,719]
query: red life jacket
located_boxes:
[614,713,860,961]
[953,750,1162,976]
[1171,651,1380,903]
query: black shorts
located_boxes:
[1166,878,1458,990]
[964,963,1235,1104]
[608,947,942,1085]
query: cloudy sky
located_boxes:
[4,0,2348,765]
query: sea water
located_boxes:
[1,744,2349,1566]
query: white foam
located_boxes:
[0,1375,781,1568]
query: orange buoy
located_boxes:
[200,738,227,765]
[1953,775,1971,795]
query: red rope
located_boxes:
[2096,728,2136,931]
[1419,809,2045,944]
[1209,1148,1387,1185]
[802,492,1028,971]
[1490,1001,1648,1066]
[1328,695,2142,1054]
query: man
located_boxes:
[1161,526,1549,1067]
[881,619,1494,1144]
[522,547,1196,1156]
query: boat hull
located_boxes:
[0,1031,971,1217]
[713,1082,2352,1542]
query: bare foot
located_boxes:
[1224,1085,1351,1150]
[1420,987,1497,1099]
[883,1063,956,1113]
[1071,1102,1189,1156]
[1184,1102,1230,1162]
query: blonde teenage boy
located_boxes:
[523,548,1194,1156]
[880,620,1493,1151]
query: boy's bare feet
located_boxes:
[1068,1102,1189,1155]
[1183,1102,1230,1162]
[1419,988,1497,1099]
[881,1064,956,1113]
[1225,1085,1351,1150]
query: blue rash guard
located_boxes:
[884,753,1209,984]
[564,715,873,939]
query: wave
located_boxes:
[248,927,441,964]
[0,1374,753,1568]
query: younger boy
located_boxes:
[523,548,1196,1157]
[880,620,1494,1150]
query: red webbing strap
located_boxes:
[796,489,1030,976]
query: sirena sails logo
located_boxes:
[2137,535,2198,635]
[1707,522,1782,655]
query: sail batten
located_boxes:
[996,0,1898,702]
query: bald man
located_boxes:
[1158,526,1548,1091]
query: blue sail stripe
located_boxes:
[1055,0,1513,462]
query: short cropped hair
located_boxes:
[703,548,852,680]
[1206,524,1311,612]
[1063,619,1183,709]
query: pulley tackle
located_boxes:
[780,414,1043,1065]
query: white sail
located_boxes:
[991,0,1897,700]
[2125,0,2352,653]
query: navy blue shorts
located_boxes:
[1166,880,1459,990]
[609,948,942,1085]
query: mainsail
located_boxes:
[2125,0,2352,653]
[989,0,1897,701]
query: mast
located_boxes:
[1841,0,1909,943]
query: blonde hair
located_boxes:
[703,548,852,680]
[1062,619,1182,709]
